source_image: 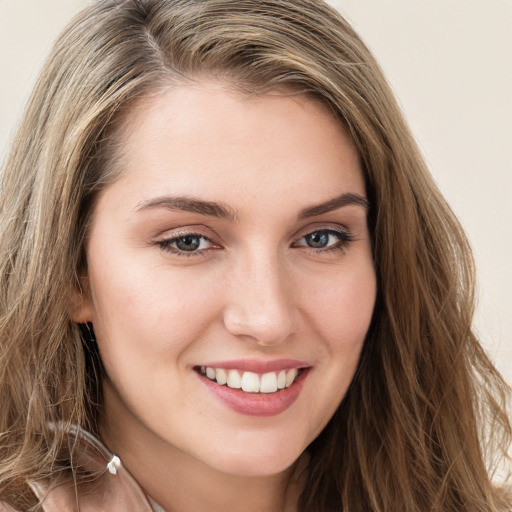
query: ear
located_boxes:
[70,275,94,324]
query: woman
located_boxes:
[0,0,510,510]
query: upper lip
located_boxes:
[197,358,311,373]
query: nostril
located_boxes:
[223,306,297,346]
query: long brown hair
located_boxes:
[0,1,510,510]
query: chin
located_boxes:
[206,434,307,477]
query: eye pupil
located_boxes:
[306,231,329,248]
[176,235,201,251]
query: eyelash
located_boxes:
[292,228,353,253]
[155,227,353,257]
[155,232,216,257]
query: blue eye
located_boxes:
[305,231,332,248]
[157,234,214,255]
[294,229,352,251]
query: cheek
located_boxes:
[86,249,222,367]
[295,266,376,442]
[303,262,377,352]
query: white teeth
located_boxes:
[260,372,278,393]
[215,368,227,385]
[200,366,302,393]
[277,370,286,389]
[286,368,298,387]
[241,371,260,392]
[227,369,241,389]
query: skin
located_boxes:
[74,81,377,512]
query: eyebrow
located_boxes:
[297,193,369,219]
[136,192,369,221]
[135,195,238,221]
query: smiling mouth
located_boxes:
[195,366,303,394]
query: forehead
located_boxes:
[98,81,365,215]
[123,80,343,144]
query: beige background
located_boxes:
[1,1,511,384]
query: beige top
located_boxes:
[0,425,164,512]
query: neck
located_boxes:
[99,385,304,512]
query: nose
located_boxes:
[223,252,298,346]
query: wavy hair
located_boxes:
[0,0,510,510]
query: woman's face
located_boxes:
[75,82,376,478]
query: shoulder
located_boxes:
[27,425,155,511]
[1,425,157,512]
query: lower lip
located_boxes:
[198,369,309,417]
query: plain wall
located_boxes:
[1,0,511,384]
